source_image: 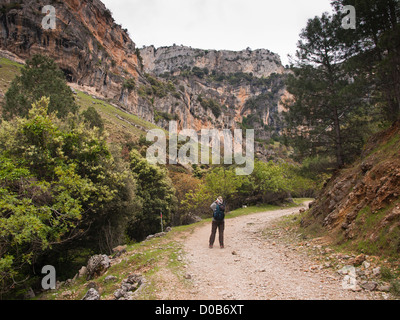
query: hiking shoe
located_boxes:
[220,245,224,249]
[209,245,213,248]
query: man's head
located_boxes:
[217,196,223,204]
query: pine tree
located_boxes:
[284,13,373,167]
[332,0,400,120]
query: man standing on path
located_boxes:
[209,196,225,249]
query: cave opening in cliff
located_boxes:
[61,68,74,83]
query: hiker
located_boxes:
[209,196,225,249]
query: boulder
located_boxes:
[86,254,111,280]
[114,289,125,300]
[77,266,88,279]
[145,232,166,241]
[86,282,99,291]
[113,273,143,300]
[82,288,100,300]
[377,284,391,292]
[360,281,378,291]
[104,275,117,283]
[372,267,381,277]
[349,254,366,266]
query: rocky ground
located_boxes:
[157,202,395,300]
[48,202,397,301]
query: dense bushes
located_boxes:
[126,150,177,241]
[197,95,222,118]
[0,97,136,294]
[3,55,78,120]
[182,161,316,217]
[0,96,179,296]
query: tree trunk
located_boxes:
[333,106,344,168]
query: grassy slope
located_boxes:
[74,90,162,145]
[0,55,162,145]
[0,56,23,103]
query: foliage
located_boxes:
[284,13,378,168]
[80,106,104,132]
[143,74,177,99]
[197,95,222,118]
[332,0,400,120]
[284,0,400,169]
[122,78,136,91]
[168,168,202,225]
[0,97,138,296]
[203,167,243,204]
[135,48,144,71]
[126,150,177,241]
[239,160,315,202]
[154,110,179,123]
[181,166,242,216]
[182,162,315,215]
[3,54,78,120]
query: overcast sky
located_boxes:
[101,0,333,66]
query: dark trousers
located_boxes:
[209,220,225,246]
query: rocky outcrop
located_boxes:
[82,288,100,300]
[140,45,284,78]
[0,0,289,150]
[113,273,144,300]
[139,46,288,145]
[305,121,400,256]
[86,254,111,280]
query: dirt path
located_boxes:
[177,202,381,300]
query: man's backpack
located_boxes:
[213,203,225,221]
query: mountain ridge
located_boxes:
[0,0,289,155]
[140,44,284,78]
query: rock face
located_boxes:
[86,254,110,280]
[0,0,151,120]
[0,0,289,149]
[0,0,139,78]
[140,45,288,136]
[305,121,400,255]
[140,45,284,78]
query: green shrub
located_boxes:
[3,54,78,120]
[122,78,136,91]
[0,97,138,296]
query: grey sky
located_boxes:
[101,0,333,66]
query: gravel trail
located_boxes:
[181,202,379,300]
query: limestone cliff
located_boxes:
[139,45,288,142]
[0,0,153,120]
[0,0,289,158]
[140,45,284,78]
